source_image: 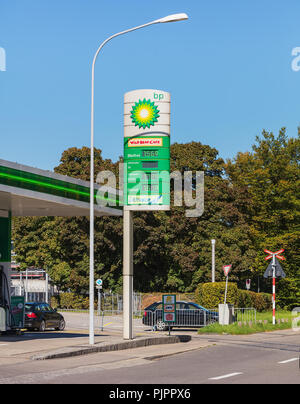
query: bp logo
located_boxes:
[130,99,160,129]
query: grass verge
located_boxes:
[198,321,292,335]
[198,310,298,335]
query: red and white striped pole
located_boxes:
[264,249,285,325]
[272,254,276,325]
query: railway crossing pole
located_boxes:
[264,249,286,325]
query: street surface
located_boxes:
[0,312,299,385]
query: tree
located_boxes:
[13,133,298,303]
[226,128,300,305]
[13,147,122,293]
[131,141,256,292]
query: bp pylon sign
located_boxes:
[124,89,170,210]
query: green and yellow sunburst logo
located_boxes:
[130,99,160,129]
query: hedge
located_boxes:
[50,287,272,312]
[195,282,239,308]
[195,282,272,312]
[51,293,89,310]
[238,289,272,312]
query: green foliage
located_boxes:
[276,278,300,310]
[195,282,272,311]
[195,282,239,308]
[225,128,300,292]
[12,128,300,305]
[237,290,272,311]
[51,292,89,310]
[198,319,292,335]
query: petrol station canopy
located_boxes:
[0,159,122,217]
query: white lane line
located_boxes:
[209,372,243,381]
[278,358,298,364]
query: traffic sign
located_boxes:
[223,265,232,277]
[264,258,286,279]
[264,249,285,261]
[246,279,251,290]
[162,294,176,323]
[263,248,286,325]
[96,279,103,287]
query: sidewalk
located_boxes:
[0,328,212,364]
[31,333,192,360]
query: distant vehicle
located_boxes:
[142,301,219,331]
[24,302,65,332]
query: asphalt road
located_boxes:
[51,343,299,385]
[0,328,299,385]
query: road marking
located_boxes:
[278,358,298,364]
[209,372,243,381]
[0,344,8,346]
[103,322,113,327]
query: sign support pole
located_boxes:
[264,248,286,325]
[224,275,228,306]
[272,254,276,325]
[123,208,133,340]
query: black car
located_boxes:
[24,302,66,332]
[142,301,219,331]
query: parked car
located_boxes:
[24,302,66,332]
[142,301,219,331]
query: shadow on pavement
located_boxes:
[0,330,109,342]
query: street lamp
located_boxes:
[89,13,189,345]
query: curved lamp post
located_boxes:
[89,13,188,345]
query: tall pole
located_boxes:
[123,208,133,339]
[89,21,158,346]
[272,254,276,325]
[45,271,49,304]
[25,269,28,302]
[224,275,228,305]
[89,13,188,345]
[211,239,216,283]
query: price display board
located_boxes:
[124,89,170,211]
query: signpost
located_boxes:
[96,279,103,288]
[96,279,103,331]
[162,294,176,336]
[264,249,286,325]
[219,265,233,325]
[124,89,171,211]
[223,265,232,305]
[123,89,171,340]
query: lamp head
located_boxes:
[156,13,189,24]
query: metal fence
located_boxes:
[61,292,143,317]
[143,307,257,330]
[10,270,53,303]
[11,288,46,303]
[98,292,142,316]
[234,308,256,324]
[143,308,219,330]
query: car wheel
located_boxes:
[55,320,65,331]
[39,320,46,332]
[156,319,168,331]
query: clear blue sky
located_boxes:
[0,0,299,171]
